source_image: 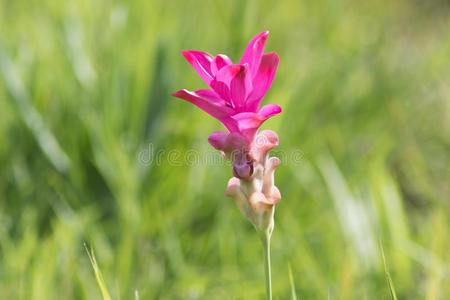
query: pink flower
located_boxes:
[172,31,281,147]
[173,32,283,236]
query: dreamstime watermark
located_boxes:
[138,143,304,167]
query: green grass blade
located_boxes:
[84,243,112,300]
[288,262,297,300]
[0,45,71,174]
[379,240,398,300]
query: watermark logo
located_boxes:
[138,143,304,167]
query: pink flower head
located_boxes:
[173,32,283,233]
[173,31,281,179]
[173,31,280,145]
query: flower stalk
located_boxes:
[260,230,272,300]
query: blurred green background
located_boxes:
[0,0,449,299]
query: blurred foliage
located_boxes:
[0,0,449,299]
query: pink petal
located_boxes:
[258,104,282,119]
[246,53,279,111]
[211,64,252,110]
[220,118,240,132]
[232,112,265,143]
[233,112,264,129]
[172,89,237,131]
[239,31,269,77]
[210,66,234,103]
[230,64,253,110]
[232,104,281,144]
[211,54,233,75]
[181,51,214,85]
[223,132,248,153]
[208,131,228,150]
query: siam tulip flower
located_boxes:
[172,31,281,300]
[172,31,280,179]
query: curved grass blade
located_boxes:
[84,243,112,300]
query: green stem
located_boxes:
[260,231,272,300]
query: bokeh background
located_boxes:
[1,0,449,299]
